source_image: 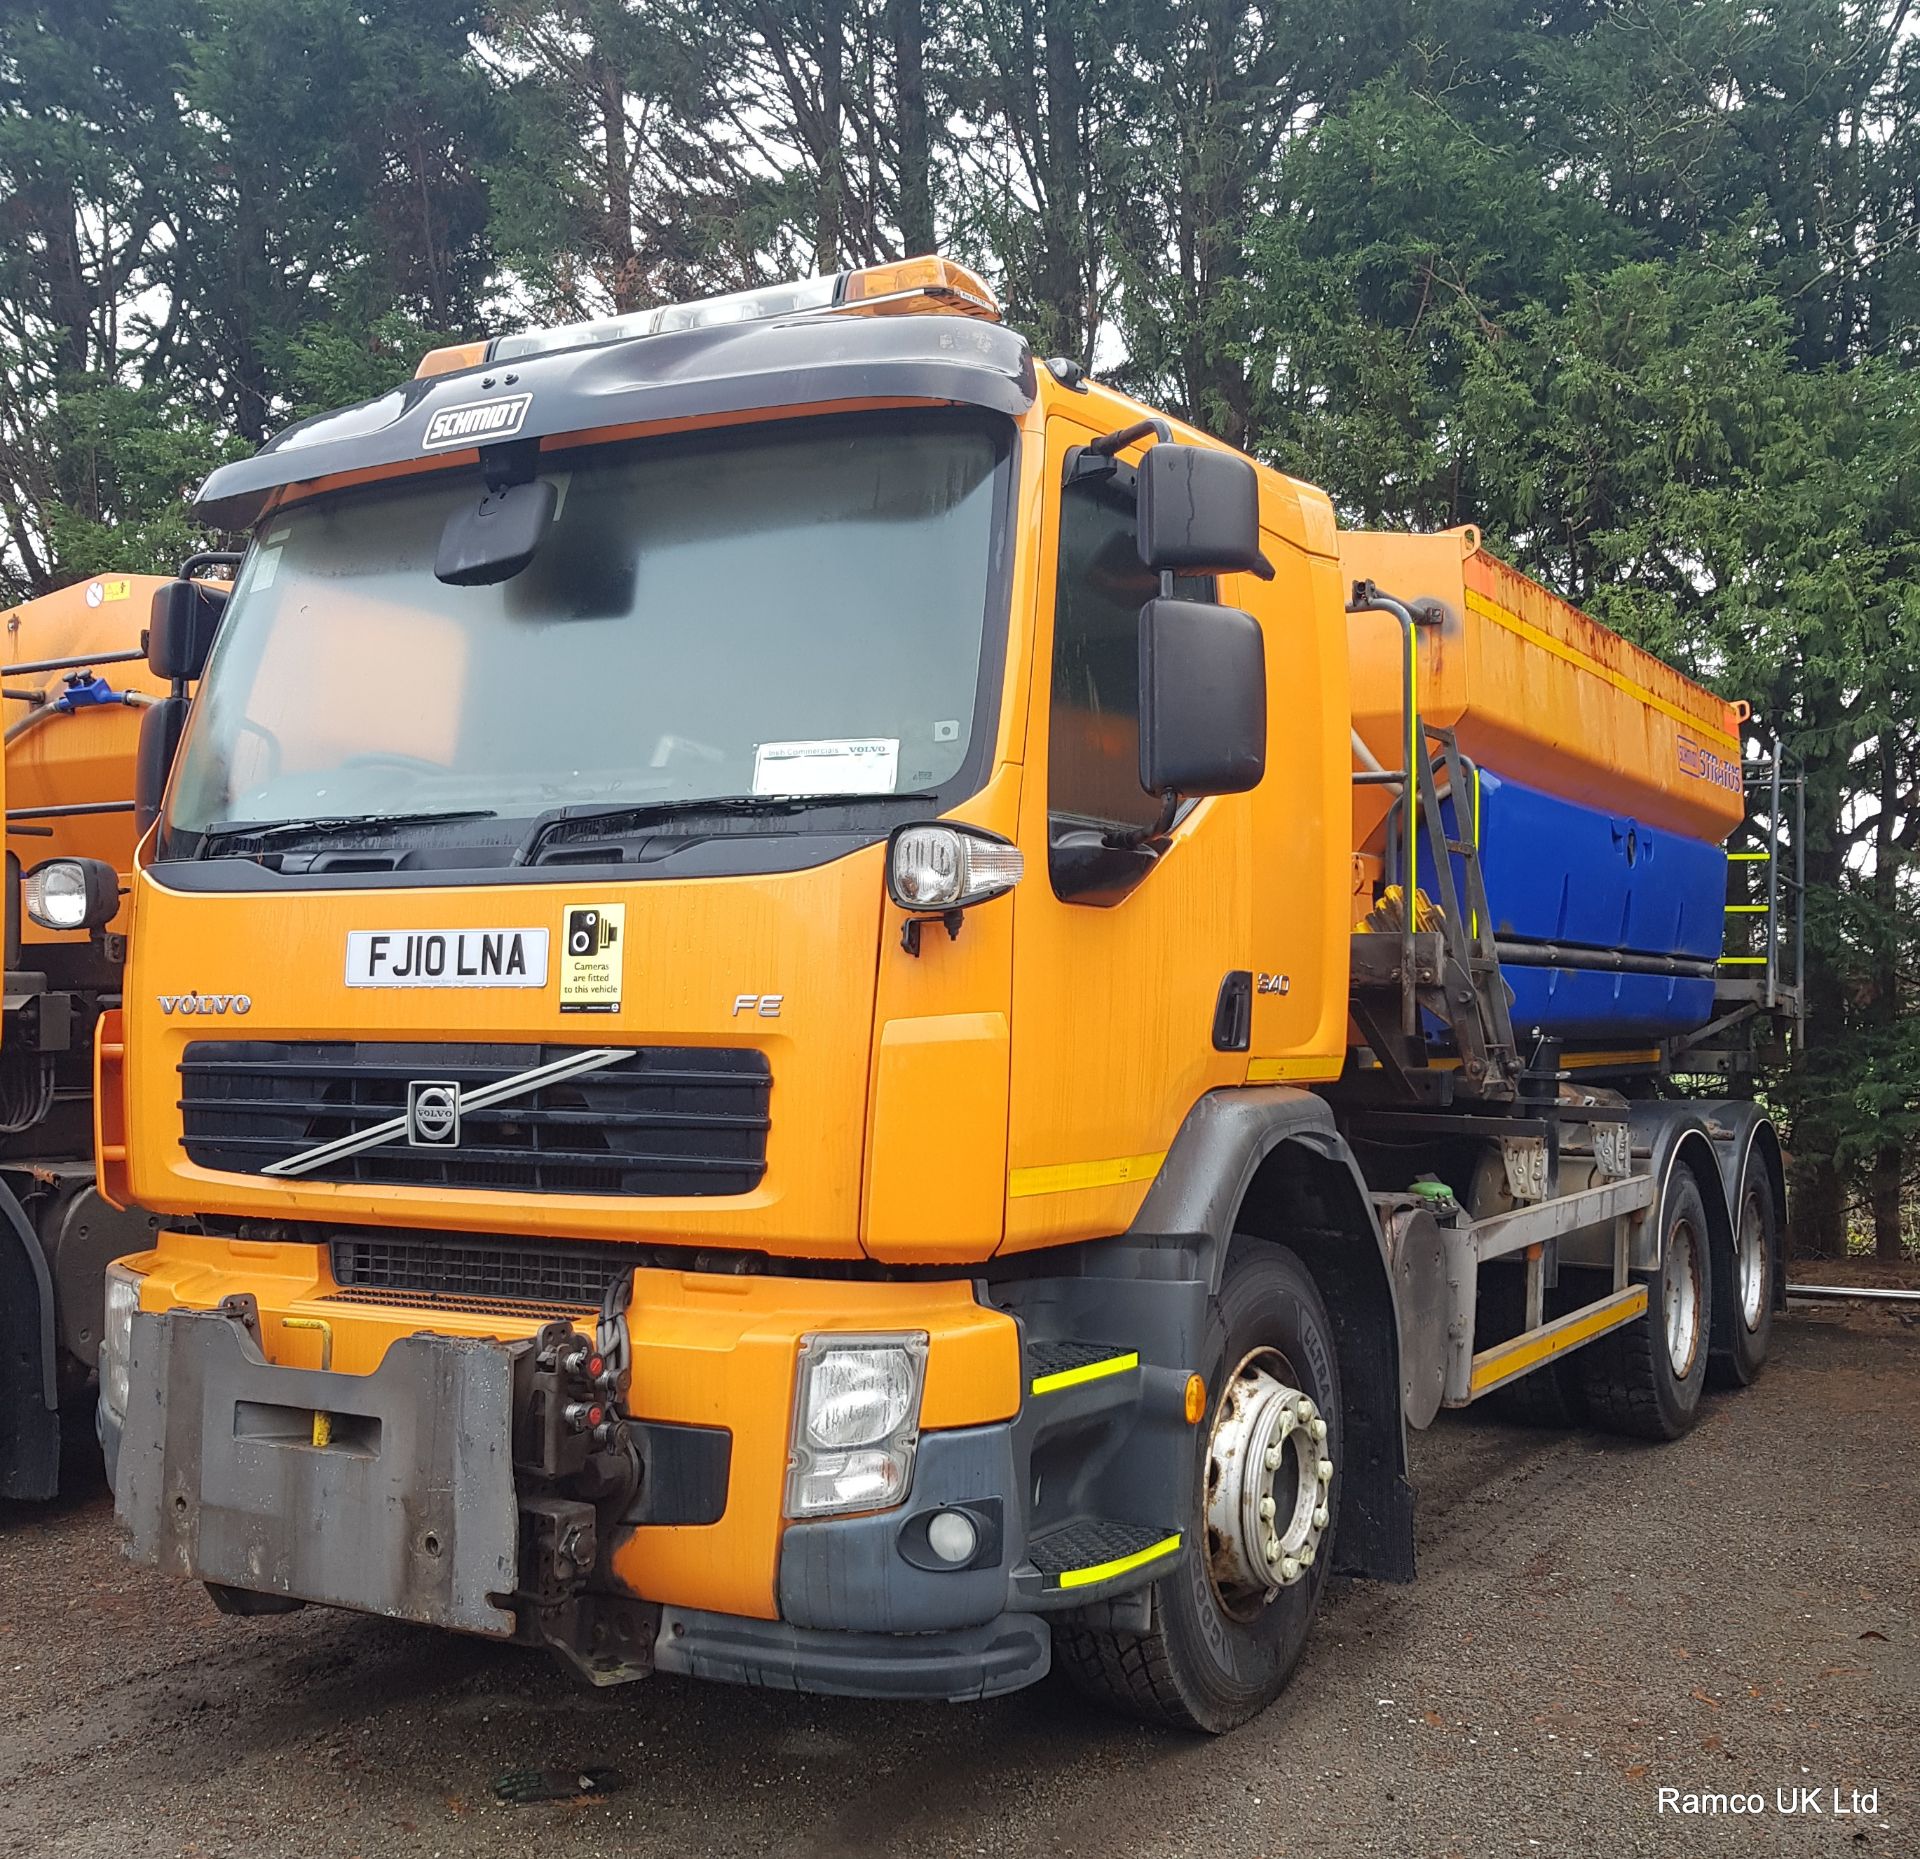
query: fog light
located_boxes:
[926,1508,979,1566]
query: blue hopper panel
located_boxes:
[1432,767,1728,1042]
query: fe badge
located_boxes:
[560,903,624,1013]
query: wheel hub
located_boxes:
[1205,1349,1333,1606]
[1665,1220,1703,1376]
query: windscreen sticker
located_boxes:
[752,737,899,796]
[84,577,132,607]
[560,904,624,1014]
[345,928,548,988]
[252,545,283,592]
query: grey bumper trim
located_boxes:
[654,1605,1050,1701]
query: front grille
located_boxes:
[180,1041,770,1196]
[330,1229,693,1309]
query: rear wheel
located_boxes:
[1710,1164,1777,1388]
[1581,1171,1710,1440]
[1055,1242,1339,1733]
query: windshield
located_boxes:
[164,411,1010,854]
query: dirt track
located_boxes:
[2,1302,1913,1859]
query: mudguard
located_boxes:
[0,1176,60,1499]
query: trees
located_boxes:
[2,0,1915,1253]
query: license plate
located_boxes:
[345,928,549,988]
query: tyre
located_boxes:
[1709,1162,1777,1389]
[1580,1170,1711,1440]
[1054,1241,1339,1733]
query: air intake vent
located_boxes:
[179,1041,770,1196]
[328,1229,682,1309]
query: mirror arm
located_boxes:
[1102,787,1180,852]
[1090,416,1171,458]
[481,436,540,491]
[176,551,244,582]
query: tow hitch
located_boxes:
[511,1314,656,1685]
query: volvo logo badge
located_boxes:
[406,1080,461,1148]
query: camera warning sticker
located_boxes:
[560,903,624,1013]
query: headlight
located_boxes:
[886,824,1022,913]
[786,1332,927,1518]
[100,1260,145,1421]
[24,856,119,931]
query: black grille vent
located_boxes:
[329,1230,674,1309]
[179,1041,770,1196]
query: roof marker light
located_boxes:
[418,256,1002,377]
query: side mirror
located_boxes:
[1138,597,1266,798]
[436,477,558,586]
[1136,444,1273,580]
[149,578,228,682]
[135,694,191,835]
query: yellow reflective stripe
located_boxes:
[1560,1047,1662,1071]
[1246,1053,1344,1084]
[1724,903,1768,914]
[1469,1286,1648,1396]
[1719,956,1768,966]
[1463,589,1741,752]
[1728,851,1771,861]
[1031,1351,1138,1396]
[1008,1150,1166,1199]
[1056,1532,1183,1590]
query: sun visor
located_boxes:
[192,314,1037,531]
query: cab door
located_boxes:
[1002,417,1256,1253]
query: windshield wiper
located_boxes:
[199,808,498,854]
[512,792,935,866]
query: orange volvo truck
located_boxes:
[0,573,180,1497]
[100,259,1800,1729]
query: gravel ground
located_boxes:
[1,1301,1913,1859]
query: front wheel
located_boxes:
[1055,1241,1340,1733]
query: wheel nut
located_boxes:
[1311,1417,1328,1442]
[1313,1504,1329,1530]
[1296,1398,1314,1422]
[1317,1458,1333,1484]
[1264,1446,1282,1470]
[1300,1545,1315,1568]
[1259,1496,1276,1521]
[1280,1555,1299,1581]
[1265,1536,1279,1561]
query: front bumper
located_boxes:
[107,1246,1194,1702]
[109,1303,1050,1700]
[654,1606,1049,1700]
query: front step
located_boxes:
[1025,1340,1139,1397]
[1027,1518,1184,1593]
